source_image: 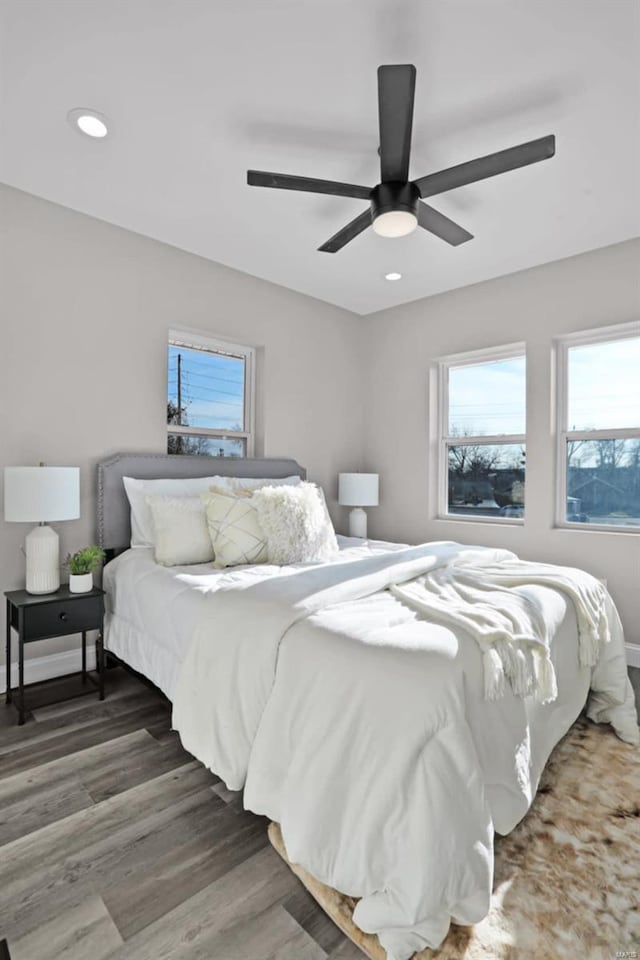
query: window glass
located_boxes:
[167,433,246,458]
[566,438,640,527]
[448,356,526,436]
[168,344,245,433]
[447,443,525,518]
[567,337,640,431]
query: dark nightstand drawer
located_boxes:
[23,595,104,641]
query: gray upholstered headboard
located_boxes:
[97,453,306,554]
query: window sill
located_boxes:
[435,515,524,527]
[554,522,639,535]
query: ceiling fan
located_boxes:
[247,64,555,253]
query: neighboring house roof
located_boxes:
[572,476,625,495]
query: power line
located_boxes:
[168,366,244,389]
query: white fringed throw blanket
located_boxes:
[391,558,611,703]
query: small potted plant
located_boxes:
[65,545,105,593]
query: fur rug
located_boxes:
[269,719,640,960]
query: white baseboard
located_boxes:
[626,643,640,669]
[0,647,96,695]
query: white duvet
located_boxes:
[105,539,638,960]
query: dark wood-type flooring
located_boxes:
[1,666,639,960]
[0,669,362,960]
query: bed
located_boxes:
[99,453,639,960]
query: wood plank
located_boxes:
[8,894,124,960]
[328,940,369,960]
[0,774,94,847]
[82,731,189,802]
[30,669,146,722]
[0,729,190,841]
[205,903,327,960]
[283,886,346,955]
[0,690,169,756]
[102,804,269,938]
[0,763,215,942]
[0,702,172,779]
[0,730,151,804]
[107,846,308,959]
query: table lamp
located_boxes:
[338,473,379,538]
[4,465,80,594]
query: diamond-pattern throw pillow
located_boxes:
[202,492,268,568]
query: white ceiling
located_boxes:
[1,0,638,315]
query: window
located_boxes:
[438,344,526,521]
[556,323,640,530]
[167,329,255,457]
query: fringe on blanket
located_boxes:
[391,559,611,705]
[482,641,557,704]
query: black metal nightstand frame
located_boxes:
[4,586,106,725]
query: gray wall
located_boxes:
[0,184,365,664]
[362,239,640,644]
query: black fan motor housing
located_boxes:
[370,181,420,219]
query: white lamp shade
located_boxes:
[338,473,379,507]
[4,467,80,522]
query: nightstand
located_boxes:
[4,586,105,725]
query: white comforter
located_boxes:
[169,540,638,960]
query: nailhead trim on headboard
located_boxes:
[97,453,306,555]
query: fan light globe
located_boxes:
[372,210,418,238]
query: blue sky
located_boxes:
[568,338,640,431]
[449,338,639,436]
[449,356,526,436]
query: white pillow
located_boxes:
[202,492,268,568]
[146,495,214,566]
[123,475,218,547]
[252,482,339,564]
[209,475,302,493]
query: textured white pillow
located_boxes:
[123,475,218,546]
[252,482,339,564]
[209,475,302,494]
[202,492,268,568]
[146,495,214,566]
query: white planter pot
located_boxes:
[69,572,93,594]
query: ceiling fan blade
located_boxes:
[318,209,372,253]
[247,170,371,200]
[414,135,555,198]
[417,202,473,246]
[378,64,416,183]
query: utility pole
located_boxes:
[177,353,182,423]
[177,352,183,454]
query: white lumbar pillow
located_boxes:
[202,492,268,568]
[124,475,219,547]
[252,482,339,564]
[146,495,214,566]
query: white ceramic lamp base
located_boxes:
[25,524,60,594]
[348,507,368,539]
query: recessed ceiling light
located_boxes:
[384,272,403,281]
[67,108,109,138]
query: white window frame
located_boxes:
[436,342,527,523]
[555,321,640,533]
[168,328,255,456]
